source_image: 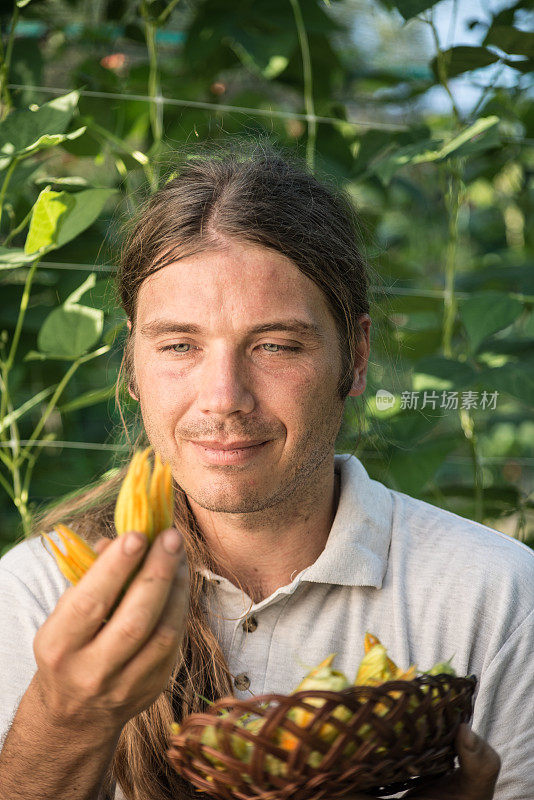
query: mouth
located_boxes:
[189,440,271,464]
[190,440,268,451]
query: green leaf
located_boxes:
[64,273,97,307]
[16,0,33,6]
[263,55,289,79]
[372,117,500,184]
[0,247,40,269]
[412,357,476,392]
[54,188,117,250]
[19,126,86,159]
[24,188,116,255]
[0,91,80,167]
[24,189,74,255]
[439,118,501,160]
[459,291,524,352]
[387,438,456,495]
[475,363,534,408]
[431,46,499,80]
[484,25,534,58]
[34,176,90,189]
[23,350,51,361]
[58,385,116,414]
[37,305,104,359]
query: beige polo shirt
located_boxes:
[196,453,534,799]
[0,453,532,799]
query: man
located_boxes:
[0,147,529,799]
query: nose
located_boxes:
[196,344,255,416]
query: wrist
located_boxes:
[30,671,123,744]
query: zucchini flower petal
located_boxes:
[41,524,98,586]
[149,451,173,535]
[354,643,391,685]
[114,447,173,543]
[364,631,399,675]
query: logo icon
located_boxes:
[375,389,395,411]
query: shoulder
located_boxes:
[0,533,69,615]
[388,489,534,621]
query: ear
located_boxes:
[128,380,139,402]
[125,319,139,401]
[347,314,371,398]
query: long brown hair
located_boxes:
[30,138,370,800]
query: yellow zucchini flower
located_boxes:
[279,654,351,755]
[42,447,174,586]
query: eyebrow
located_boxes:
[139,318,324,341]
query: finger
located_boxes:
[456,724,501,799]
[94,538,113,555]
[89,529,185,671]
[118,553,190,693]
[44,531,150,652]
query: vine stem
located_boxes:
[158,0,181,26]
[0,156,20,233]
[441,166,462,359]
[0,257,40,426]
[3,204,32,245]
[0,2,19,120]
[88,119,157,192]
[0,370,25,528]
[289,0,316,172]
[142,5,163,156]
[460,408,484,523]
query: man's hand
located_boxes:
[346,724,501,800]
[32,528,189,735]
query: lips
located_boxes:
[189,439,271,465]
[190,440,267,451]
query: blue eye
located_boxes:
[159,343,300,355]
[261,343,300,353]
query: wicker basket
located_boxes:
[166,673,477,800]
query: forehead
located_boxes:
[134,240,334,330]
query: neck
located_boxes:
[189,462,341,604]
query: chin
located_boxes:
[187,485,276,514]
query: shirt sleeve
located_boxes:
[472,607,534,800]
[0,565,50,746]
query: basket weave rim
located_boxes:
[186,673,477,717]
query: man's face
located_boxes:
[131,239,368,514]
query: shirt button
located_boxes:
[242,615,258,633]
[234,673,250,691]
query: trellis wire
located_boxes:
[7,83,408,131]
[7,83,534,145]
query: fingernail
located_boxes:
[162,529,182,554]
[463,724,478,751]
[123,532,146,555]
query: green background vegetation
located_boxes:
[0,0,533,553]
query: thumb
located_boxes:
[455,723,501,798]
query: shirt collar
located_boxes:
[301,453,393,589]
[195,454,393,592]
